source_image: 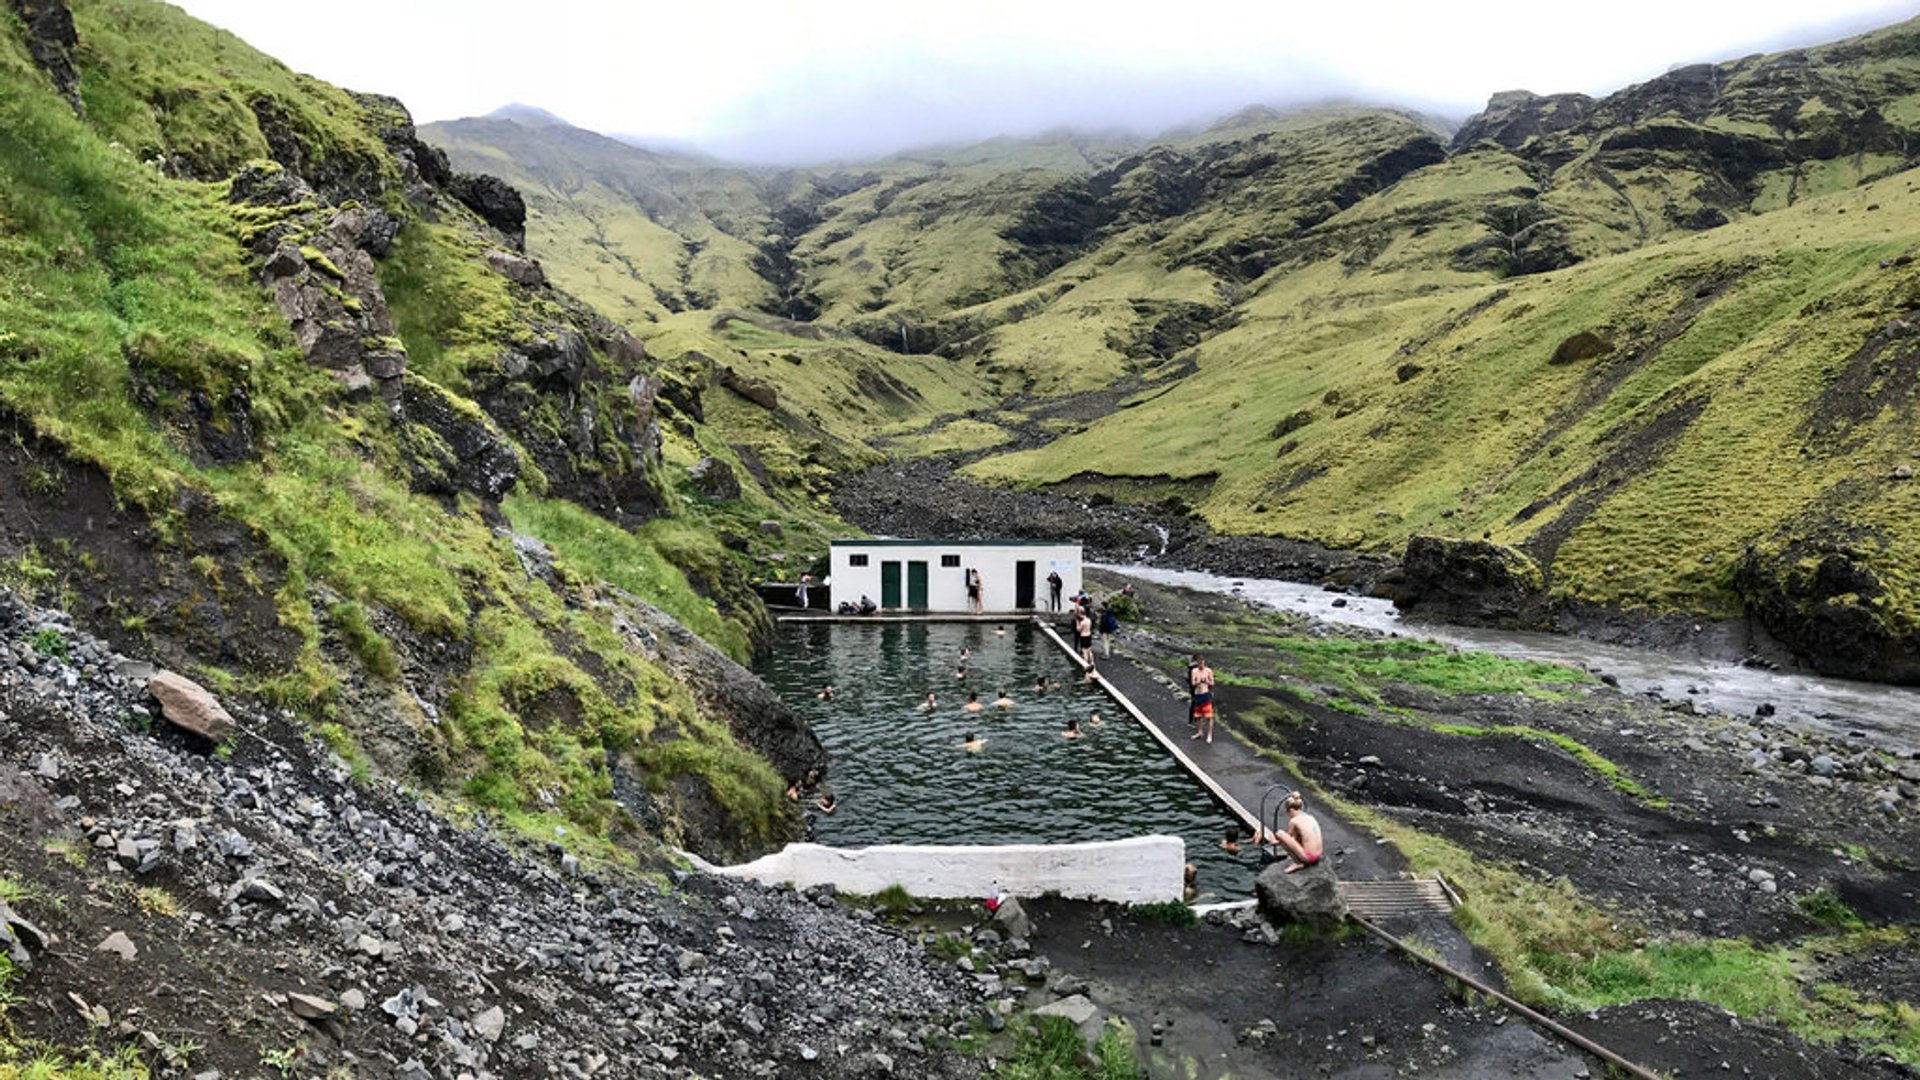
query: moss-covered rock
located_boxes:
[1396,536,1551,629]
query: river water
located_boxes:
[757,621,1257,899]
[1097,563,1920,756]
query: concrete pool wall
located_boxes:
[688,835,1186,903]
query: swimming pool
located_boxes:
[756,620,1256,900]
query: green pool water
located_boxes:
[756,620,1256,900]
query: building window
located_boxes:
[941,554,961,568]
[848,554,869,567]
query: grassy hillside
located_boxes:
[0,0,821,875]
[430,16,1920,676]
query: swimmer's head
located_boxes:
[1284,792,1304,813]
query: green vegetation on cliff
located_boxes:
[0,0,808,871]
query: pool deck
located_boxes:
[1033,616,1410,886]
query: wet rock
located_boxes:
[1255,862,1348,928]
[992,896,1034,941]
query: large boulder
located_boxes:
[687,456,741,501]
[401,378,521,501]
[147,671,236,742]
[449,173,527,250]
[1735,539,1920,685]
[1395,535,1550,629]
[1255,862,1347,929]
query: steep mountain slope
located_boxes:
[433,17,1920,680]
[0,0,829,870]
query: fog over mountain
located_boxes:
[174,1,1920,163]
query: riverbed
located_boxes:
[1097,563,1920,755]
[757,620,1256,898]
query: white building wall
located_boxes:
[827,542,1082,612]
[690,836,1185,903]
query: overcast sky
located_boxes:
[173,0,1920,162]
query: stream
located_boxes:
[1095,563,1920,757]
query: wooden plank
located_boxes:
[1032,620,1261,832]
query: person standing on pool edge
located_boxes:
[1073,604,1096,676]
[964,567,984,615]
[1046,569,1063,612]
[1189,654,1215,743]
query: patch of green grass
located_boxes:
[327,601,399,682]
[1798,886,1866,930]
[1264,635,1590,702]
[998,1016,1140,1080]
[1126,900,1197,927]
[869,884,914,918]
[924,932,971,962]
[1426,722,1663,805]
[504,494,753,663]
[25,629,67,662]
[0,1040,149,1080]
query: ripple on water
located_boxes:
[758,621,1256,899]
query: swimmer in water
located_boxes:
[1088,709,1103,727]
[815,791,838,814]
[1032,677,1047,696]
[961,731,985,752]
[992,689,1014,709]
[1061,716,1082,739]
[963,691,984,713]
[959,646,971,664]
[919,692,937,711]
[955,664,968,680]
[817,683,834,700]
[995,625,1006,637]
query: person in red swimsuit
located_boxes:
[1263,792,1324,873]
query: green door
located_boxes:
[907,561,929,608]
[880,561,902,608]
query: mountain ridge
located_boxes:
[427,13,1920,682]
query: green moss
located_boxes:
[297,244,343,280]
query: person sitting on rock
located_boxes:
[1263,792,1324,873]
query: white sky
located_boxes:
[172,0,1920,162]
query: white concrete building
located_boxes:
[828,539,1083,613]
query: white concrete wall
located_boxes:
[697,835,1184,903]
[828,543,1082,613]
